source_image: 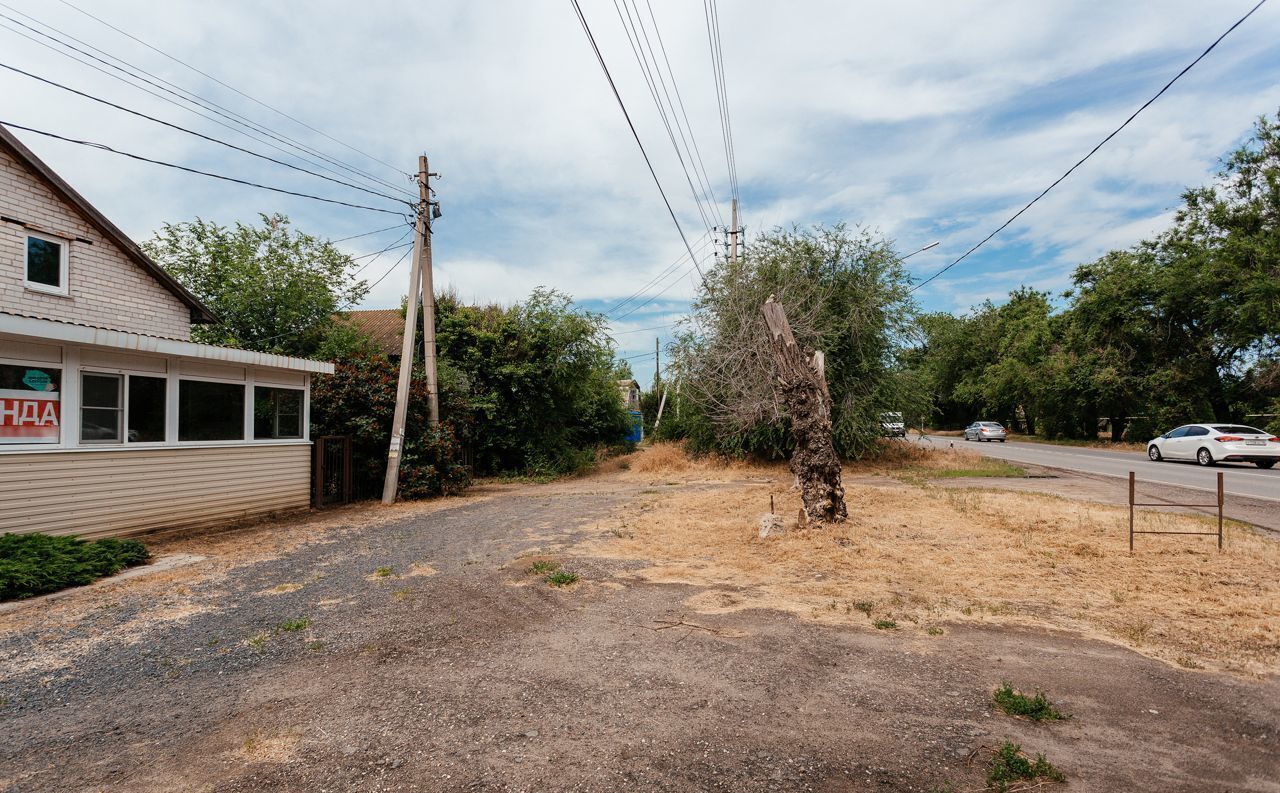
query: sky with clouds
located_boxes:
[3,0,1278,385]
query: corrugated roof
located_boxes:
[1,312,333,373]
[339,308,404,355]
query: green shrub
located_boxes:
[310,353,471,500]
[988,741,1065,791]
[545,570,580,587]
[435,288,632,477]
[993,682,1068,721]
[0,533,150,601]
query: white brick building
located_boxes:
[0,125,333,538]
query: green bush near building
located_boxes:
[0,533,150,601]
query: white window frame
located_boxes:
[78,371,124,445]
[0,355,65,448]
[23,230,70,296]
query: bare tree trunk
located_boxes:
[761,296,847,524]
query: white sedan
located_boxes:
[1147,424,1279,468]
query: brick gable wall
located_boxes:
[0,146,191,340]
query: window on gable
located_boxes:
[24,233,69,294]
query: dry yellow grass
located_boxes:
[583,449,1280,676]
[628,442,695,473]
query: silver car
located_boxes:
[964,421,1007,442]
[1147,424,1279,468]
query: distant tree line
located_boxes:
[907,112,1280,439]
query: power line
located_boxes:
[604,231,711,316]
[0,5,413,199]
[910,0,1268,294]
[351,231,415,275]
[703,0,739,205]
[570,0,707,283]
[364,244,415,291]
[331,223,410,243]
[1,120,410,216]
[642,0,725,226]
[0,61,414,208]
[612,0,719,234]
[613,261,700,320]
[54,0,409,180]
[609,322,676,335]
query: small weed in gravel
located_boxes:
[276,617,311,633]
[853,601,875,616]
[993,682,1068,721]
[526,560,559,575]
[392,587,413,600]
[987,741,1065,791]
[1176,656,1204,669]
[873,619,897,630]
[926,626,944,636]
[546,570,580,587]
[373,566,393,578]
[246,632,270,652]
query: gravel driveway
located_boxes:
[2,475,1277,792]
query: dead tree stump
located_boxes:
[761,296,847,524]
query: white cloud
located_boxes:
[1,0,1276,358]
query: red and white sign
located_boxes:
[0,388,60,444]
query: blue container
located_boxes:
[625,410,644,443]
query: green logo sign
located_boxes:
[22,370,52,391]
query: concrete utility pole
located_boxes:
[382,155,437,505]
[654,337,660,391]
[419,156,440,426]
[730,198,739,264]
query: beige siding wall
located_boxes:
[0,146,191,340]
[0,444,311,539]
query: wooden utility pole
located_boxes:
[761,295,847,524]
[381,155,431,505]
[419,156,440,426]
[730,198,739,264]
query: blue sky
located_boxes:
[3,1,1279,387]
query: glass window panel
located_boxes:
[81,407,121,442]
[179,380,244,441]
[254,386,303,439]
[26,237,62,287]
[0,363,61,445]
[0,363,60,392]
[82,373,121,408]
[128,376,166,443]
[80,374,121,443]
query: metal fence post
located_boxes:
[1128,471,1135,553]
[312,436,325,509]
[1217,471,1224,551]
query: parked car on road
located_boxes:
[964,421,1007,442]
[1147,424,1279,468]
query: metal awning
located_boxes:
[0,313,334,374]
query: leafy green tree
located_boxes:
[144,213,369,357]
[435,288,631,476]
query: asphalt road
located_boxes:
[916,435,1280,503]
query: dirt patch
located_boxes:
[583,452,1280,676]
[1,468,1276,792]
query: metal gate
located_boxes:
[312,435,353,508]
